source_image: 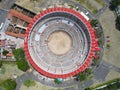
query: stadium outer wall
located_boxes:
[24,7,99,79]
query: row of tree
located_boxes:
[13,48,30,72]
[110,0,120,30]
[116,16,120,30]
[85,78,120,90]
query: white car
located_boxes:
[0,22,4,30]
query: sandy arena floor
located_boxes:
[47,31,72,55]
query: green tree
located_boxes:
[54,79,62,84]
[116,16,120,30]
[23,79,36,87]
[17,59,29,72]
[13,48,29,71]
[84,88,92,90]
[2,50,9,56]
[90,19,98,27]
[13,48,25,61]
[0,79,16,90]
[109,0,120,10]
[0,61,2,68]
[106,44,110,49]
[76,72,87,81]
[85,68,92,75]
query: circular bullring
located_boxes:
[24,7,97,78]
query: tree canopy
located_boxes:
[17,59,29,71]
[0,79,16,90]
[13,48,29,72]
[76,72,87,81]
[109,0,120,10]
[2,50,9,56]
[116,16,120,30]
[13,48,25,61]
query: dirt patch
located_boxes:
[47,31,72,55]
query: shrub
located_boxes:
[23,79,36,87]
[2,50,9,56]
[0,61,2,68]
[90,19,98,27]
[54,79,62,84]
[106,44,110,49]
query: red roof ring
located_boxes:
[24,7,99,78]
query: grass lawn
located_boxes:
[95,0,106,7]
[74,0,106,14]
[21,80,78,90]
[15,0,42,14]
[0,62,24,83]
[106,70,120,81]
[99,8,120,68]
[20,80,61,90]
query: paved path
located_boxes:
[15,70,96,90]
[0,0,16,31]
[1,0,15,10]
[0,9,8,24]
[93,59,120,82]
[94,0,111,19]
[102,60,120,73]
[15,72,79,90]
[64,0,95,19]
[39,0,95,19]
[15,72,34,90]
[94,60,110,82]
[95,5,108,18]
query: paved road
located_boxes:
[102,60,120,73]
[95,0,111,18]
[93,59,120,82]
[94,61,110,82]
[0,9,8,24]
[1,0,15,10]
[103,0,111,5]
[64,0,95,19]
[15,71,78,90]
[15,72,34,90]
[0,0,16,31]
[95,5,108,18]
[15,70,95,90]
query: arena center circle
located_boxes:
[24,7,97,78]
[47,31,72,56]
